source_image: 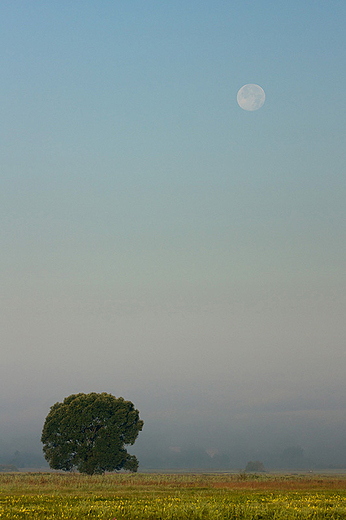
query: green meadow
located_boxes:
[1,472,346,519]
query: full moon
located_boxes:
[237,84,265,111]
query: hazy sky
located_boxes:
[1,1,346,466]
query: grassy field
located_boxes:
[1,472,346,519]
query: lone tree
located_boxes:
[41,392,143,475]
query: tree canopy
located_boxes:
[41,392,143,475]
[245,460,265,472]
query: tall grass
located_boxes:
[1,473,346,519]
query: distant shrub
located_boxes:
[237,471,248,481]
[245,460,265,472]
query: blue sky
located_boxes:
[1,1,346,465]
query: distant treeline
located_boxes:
[0,464,18,472]
[0,451,47,469]
[136,445,336,471]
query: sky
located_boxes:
[1,0,346,468]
